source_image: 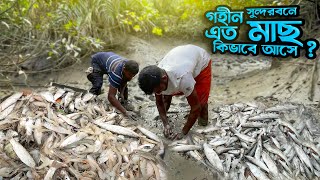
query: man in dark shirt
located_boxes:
[86,52,139,120]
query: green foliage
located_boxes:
[0,0,273,68]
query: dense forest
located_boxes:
[3,0,317,72]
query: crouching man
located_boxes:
[138,45,212,140]
[87,52,139,120]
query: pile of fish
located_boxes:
[169,102,320,180]
[0,87,167,179]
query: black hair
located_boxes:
[124,60,139,74]
[138,65,162,95]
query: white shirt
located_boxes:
[158,44,211,97]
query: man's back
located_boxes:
[91,52,127,89]
[158,44,210,77]
[157,45,211,96]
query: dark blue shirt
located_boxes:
[91,52,127,89]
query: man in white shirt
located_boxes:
[138,44,212,140]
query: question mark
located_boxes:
[306,40,319,59]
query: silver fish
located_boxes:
[263,143,290,165]
[265,104,297,112]
[10,138,36,168]
[203,143,224,172]
[248,113,279,121]
[245,156,269,172]
[53,88,66,101]
[171,145,202,152]
[270,136,281,149]
[241,122,266,128]
[57,113,80,128]
[0,103,15,120]
[293,143,314,172]
[261,151,279,176]
[224,153,232,172]
[43,122,72,134]
[246,162,270,180]
[278,119,299,135]
[254,135,262,160]
[0,92,22,112]
[137,125,161,142]
[235,133,256,143]
[60,132,88,148]
[196,125,221,134]
[40,91,55,103]
[63,91,74,107]
[278,159,292,174]
[93,122,140,137]
[82,92,95,103]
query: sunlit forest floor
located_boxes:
[1,36,319,179]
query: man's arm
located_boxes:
[155,94,169,126]
[155,94,173,137]
[118,83,127,103]
[108,85,127,115]
[182,89,201,135]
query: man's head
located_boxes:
[123,60,139,81]
[138,65,168,95]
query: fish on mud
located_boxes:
[203,143,224,173]
[0,92,23,112]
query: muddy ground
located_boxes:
[1,36,319,179]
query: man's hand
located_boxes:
[118,92,125,104]
[170,132,185,140]
[126,111,138,121]
[163,124,173,138]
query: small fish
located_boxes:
[53,88,66,101]
[241,122,266,128]
[60,169,71,180]
[25,117,34,137]
[171,145,202,152]
[137,125,161,142]
[63,91,74,107]
[0,103,15,120]
[245,156,269,172]
[187,150,206,165]
[270,136,281,149]
[68,102,75,112]
[196,125,221,134]
[278,159,292,174]
[0,92,22,112]
[254,135,262,160]
[40,91,55,103]
[0,167,14,177]
[93,122,140,137]
[224,153,232,172]
[60,132,88,148]
[82,92,95,103]
[203,143,224,172]
[235,133,256,143]
[261,151,279,176]
[293,143,314,172]
[209,136,229,147]
[263,143,290,165]
[10,138,36,168]
[57,114,80,128]
[278,119,299,135]
[43,122,71,134]
[248,113,279,121]
[74,94,84,110]
[311,158,320,171]
[265,104,297,112]
[246,162,270,180]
